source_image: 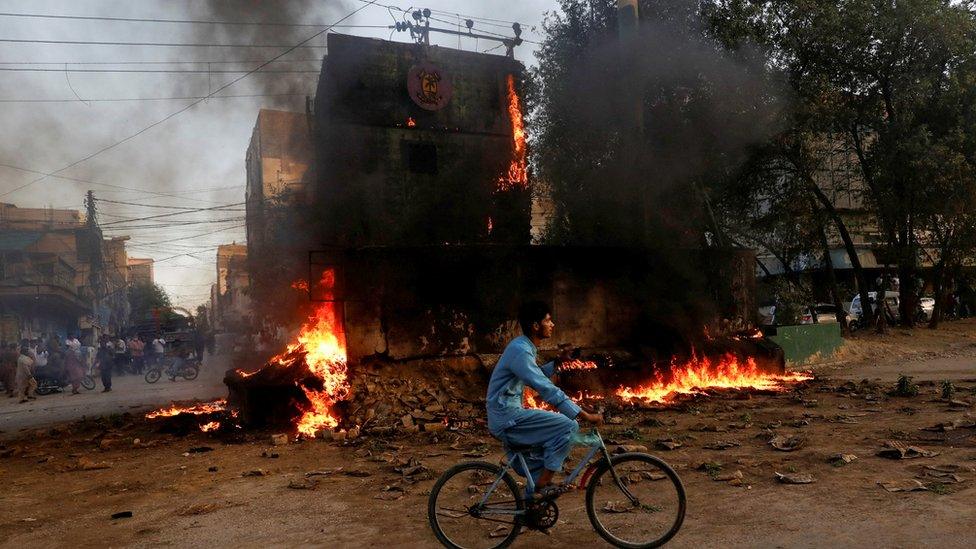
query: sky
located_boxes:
[0,0,556,309]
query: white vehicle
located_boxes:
[849,291,900,321]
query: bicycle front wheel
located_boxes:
[585,453,686,549]
[144,369,161,384]
[428,461,524,549]
[181,365,199,381]
[81,375,96,390]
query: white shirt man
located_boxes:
[65,336,81,352]
[152,338,165,355]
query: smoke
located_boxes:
[534,1,786,248]
[531,0,787,339]
[0,1,347,205]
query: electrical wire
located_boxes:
[0,38,330,48]
[0,93,306,103]
[0,0,379,199]
[0,12,387,28]
[98,202,247,227]
[0,67,320,73]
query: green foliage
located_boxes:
[940,380,955,400]
[894,375,920,397]
[530,0,782,247]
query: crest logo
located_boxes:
[408,62,452,111]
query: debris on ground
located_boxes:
[287,478,319,490]
[242,469,267,477]
[877,441,940,460]
[110,511,133,519]
[828,453,858,466]
[878,479,927,492]
[775,472,814,484]
[703,440,740,450]
[768,434,805,452]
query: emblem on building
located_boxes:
[408,62,452,111]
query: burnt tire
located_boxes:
[144,369,161,384]
[428,461,524,549]
[585,453,686,549]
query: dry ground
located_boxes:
[2,322,976,548]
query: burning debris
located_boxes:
[615,353,812,405]
[225,270,350,438]
[145,400,228,419]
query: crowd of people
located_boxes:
[0,332,207,403]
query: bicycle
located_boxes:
[144,356,199,383]
[428,428,685,549]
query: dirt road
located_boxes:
[0,354,229,438]
[1,326,975,548]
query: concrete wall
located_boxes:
[318,245,757,365]
[313,34,530,247]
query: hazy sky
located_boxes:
[0,0,555,309]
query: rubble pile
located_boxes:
[344,357,489,435]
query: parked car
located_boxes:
[799,303,854,327]
[850,292,936,322]
[850,291,900,321]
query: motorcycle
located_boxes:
[34,367,96,395]
[144,356,200,383]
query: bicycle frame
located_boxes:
[477,429,639,516]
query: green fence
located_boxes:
[768,323,844,365]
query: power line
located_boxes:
[101,217,247,230]
[0,93,307,104]
[0,0,379,200]
[0,59,322,65]
[96,196,242,210]
[0,11,386,29]
[0,38,330,48]
[0,67,320,73]
[0,162,230,203]
[98,202,247,227]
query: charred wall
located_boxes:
[312,34,530,247]
[318,245,756,365]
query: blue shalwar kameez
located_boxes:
[486,335,581,487]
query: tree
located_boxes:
[529,0,783,248]
[127,282,174,332]
[707,0,976,327]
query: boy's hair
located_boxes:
[518,301,551,335]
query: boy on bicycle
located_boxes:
[486,301,603,498]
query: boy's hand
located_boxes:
[578,411,604,425]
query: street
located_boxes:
[2,326,976,548]
[0,354,230,439]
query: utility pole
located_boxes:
[85,190,106,337]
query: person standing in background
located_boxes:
[96,338,114,392]
[15,345,37,403]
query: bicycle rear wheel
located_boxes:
[428,461,524,549]
[81,375,95,390]
[585,453,686,548]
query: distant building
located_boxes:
[127,257,154,286]
[0,203,93,341]
[214,243,251,331]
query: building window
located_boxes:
[404,141,438,175]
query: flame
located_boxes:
[497,73,528,192]
[407,117,417,127]
[487,216,494,235]
[275,269,350,437]
[145,399,227,419]
[200,421,221,432]
[291,279,309,291]
[616,353,812,404]
[561,359,598,371]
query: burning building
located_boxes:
[313,33,530,246]
[227,30,778,436]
